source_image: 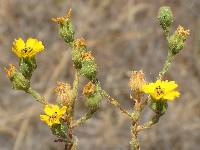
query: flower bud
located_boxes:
[80,59,97,80]
[52,9,75,44]
[51,123,68,139]
[5,64,30,91]
[83,82,101,110]
[168,25,190,55]
[158,6,173,35]
[71,38,87,69]
[19,57,37,80]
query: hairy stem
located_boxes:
[99,88,132,118]
[71,70,80,116]
[71,109,97,128]
[137,113,162,131]
[26,87,47,105]
[130,122,140,150]
[157,52,173,80]
[64,127,74,150]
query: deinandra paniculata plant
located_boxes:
[5,6,190,150]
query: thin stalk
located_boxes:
[99,88,132,119]
[137,113,162,131]
[71,109,97,128]
[26,87,47,105]
[71,70,80,116]
[157,51,174,80]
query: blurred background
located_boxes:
[0,0,200,150]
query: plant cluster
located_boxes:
[5,6,189,150]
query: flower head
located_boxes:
[12,38,44,58]
[40,104,67,127]
[142,80,180,101]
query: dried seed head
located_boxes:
[55,82,72,106]
[129,70,146,92]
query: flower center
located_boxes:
[23,47,32,53]
[154,86,165,98]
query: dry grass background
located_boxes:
[0,0,200,150]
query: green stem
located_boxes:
[130,123,140,150]
[157,52,174,80]
[26,87,47,105]
[137,113,162,131]
[71,109,97,128]
[99,88,132,119]
[71,70,80,116]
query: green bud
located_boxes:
[19,57,37,80]
[71,38,88,69]
[80,59,97,80]
[168,32,185,55]
[85,92,101,110]
[150,100,168,115]
[5,65,30,91]
[51,123,68,139]
[59,21,75,44]
[158,6,173,35]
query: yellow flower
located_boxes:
[12,38,44,58]
[40,104,67,127]
[142,80,180,101]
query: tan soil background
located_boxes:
[0,0,200,150]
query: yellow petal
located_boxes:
[34,41,44,52]
[44,105,53,116]
[142,83,155,94]
[52,105,60,113]
[12,38,25,57]
[40,115,49,122]
[58,106,67,116]
[26,38,37,49]
[163,81,178,92]
[163,91,180,101]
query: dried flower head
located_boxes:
[12,38,44,58]
[176,25,190,37]
[4,64,16,78]
[74,38,87,48]
[81,51,94,60]
[142,80,180,101]
[52,8,72,25]
[40,104,67,127]
[83,82,96,96]
[55,82,72,106]
[129,70,146,92]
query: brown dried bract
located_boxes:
[83,82,96,96]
